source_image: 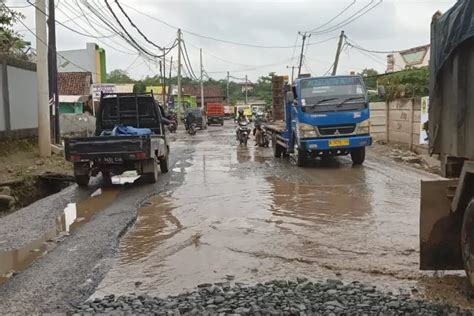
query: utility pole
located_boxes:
[36,0,51,157]
[332,30,345,76]
[287,65,296,83]
[47,0,59,144]
[297,32,310,78]
[245,75,248,104]
[226,71,230,106]
[200,48,204,109]
[162,52,166,107]
[177,29,182,113]
[167,56,173,106]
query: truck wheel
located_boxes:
[160,152,170,173]
[75,175,90,187]
[295,148,308,167]
[144,158,158,184]
[272,135,283,158]
[351,147,366,165]
[462,199,474,286]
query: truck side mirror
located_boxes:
[286,91,294,104]
[377,85,386,97]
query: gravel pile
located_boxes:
[72,278,469,315]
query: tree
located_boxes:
[378,67,429,100]
[106,69,134,83]
[0,2,30,59]
[359,68,378,89]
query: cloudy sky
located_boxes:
[10,0,455,81]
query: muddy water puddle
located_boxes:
[0,177,130,284]
[95,129,474,307]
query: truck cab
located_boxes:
[273,75,372,166]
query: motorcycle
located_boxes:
[254,121,269,147]
[167,120,177,133]
[187,123,197,135]
[237,121,250,145]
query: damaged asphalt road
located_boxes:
[0,138,192,314]
[0,125,473,313]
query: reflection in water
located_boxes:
[119,195,183,265]
[95,130,467,306]
[0,187,120,284]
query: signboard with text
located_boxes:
[91,84,116,101]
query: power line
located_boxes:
[104,0,165,59]
[26,0,118,39]
[345,36,401,54]
[6,5,100,76]
[306,0,356,33]
[181,39,199,80]
[120,2,336,50]
[310,1,382,35]
[114,0,175,54]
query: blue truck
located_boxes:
[266,75,372,166]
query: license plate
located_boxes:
[329,139,350,147]
[98,157,123,164]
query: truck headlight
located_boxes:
[357,120,370,134]
[298,123,317,138]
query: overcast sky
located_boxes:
[10,0,455,82]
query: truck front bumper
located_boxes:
[300,135,372,151]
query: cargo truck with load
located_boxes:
[206,102,225,125]
[266,75,373,166]
[419,1,474,286]
[64,93,170,186]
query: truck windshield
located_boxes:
[300,77,366,112]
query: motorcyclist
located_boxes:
[235,108,249,140]
[158,103,172,126]
[253,113,265,146]
[184,110,196,131]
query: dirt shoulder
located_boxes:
[0,139,72,184]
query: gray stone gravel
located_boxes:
[72,278,471,315]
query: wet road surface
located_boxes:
[93,125,474,307]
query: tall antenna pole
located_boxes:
[36,0,51,157]
[200,48,204,108]
[332,30,345,76]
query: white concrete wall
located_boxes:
[58,43,97,82]
[7,66,37,130]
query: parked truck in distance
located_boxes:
[64,93,170,186]
[266,75,373,166]
[206,103,225,126]
[419,1,474,286]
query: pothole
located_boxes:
[0,173,74,217]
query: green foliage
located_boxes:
[359,68,378,90]
[0,3,30,59]
[378,67,429,100]
[106,69,134,83]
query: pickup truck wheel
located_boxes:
[143,158,158,184]
[75,175,90,187]
[351,147,366,165]
[462,199,474,287]
[160,153,170,173]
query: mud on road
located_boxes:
[95,125,474,308]
[0,124,473,313]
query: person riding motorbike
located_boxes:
[184,111,196,131]
[235,108,249,140]
[253,114,265,146]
